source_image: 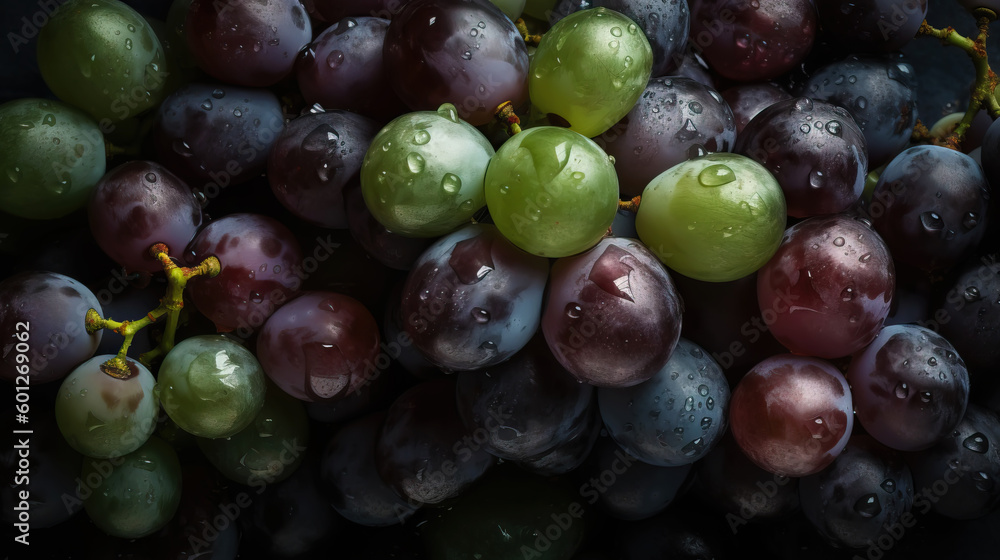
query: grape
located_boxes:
[295,17,407,123]
[186,213,303,334]
[0,271,103,384]
[55,355,158,459]
[399,224,549,371]
[360,103,495,237]
[345,185,434,270]
[383,0,530,126]
[756,214,895,358]
[803,55,918,166]
[597,77,737,199]
[635,152,787,282]
[599,338,729,465]
[516,404,602,476]
[815,0,927,53]
[81,436,182,539]
[938,255,1000,376]
[542,238,683,387]
[846,324,970,452]
[454,334,595,461]
[267,109,380,229]
[153,82,285,191]
[721,82,792,134]
[529,7,652,137]
[88,161,202,273]
[375,378,495,504]
[867,145,990,273]
[484,126,619,257]
[313,0,407,20]
[157,335,267,438]
[196,383,310,486]
[320,411,419,526]
[730,354,854,477]
[579,436,691,520]
[36,0,169,122]
[907,404,1000,519]
[696,434,799,521]
[0,98,106,220]
[687,0,817,82]
[185,0,312,87]
[256,291,381,401]
[736,97,868,218]
[799,435,914,549]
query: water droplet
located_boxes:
[250,292,263,304]
[462,50,472,60]
[919,391,932,403]
[6,167,21,183]
[825,120,842,136]
[854,494,882,518]
[233,109,243,118]
[684,397,695,411]
[881,479,896,493]
[480,341,498,352]
[689,101,703,114]
[795,97,813,111]
[143,172,158,184]
[963,212,979,229]
[172,140,193,157]
[675,118,699,141]
[698,164,736,186]
[974,472,994,492]
[413,130,431,145]
[706,397,715,410]
[565,303,582,319]
[125,38,132,50]
[437,103,460,123]
[859,253,872,263]
[406,152,425,174]
[441,173,462,194]
[920,211,944,230]
[698,384,709,396]
[963,432,989,453]
[927,356,938,366]
[964,286,980,301]
[499,185,510,195]
[840,287,855,301]
[895,382,909,398]
[471,307,490,323]
[809,170,825,189]
[701,417,713,429]
[800,123,811,134]
[212,88,225,99]
[326,50,344,68]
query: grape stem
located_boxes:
[514,18,543,46]
[85,243,221,378]
[494,101,523,135]
[618,196,641,213]
[917,9,1000,150]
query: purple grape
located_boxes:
[267,109,380,229]
[455,334,595,461]
[721,82,791,134]
[598,338,730,466]
[185,0,312,87]
[88,161,202,273]
[598,0,691,78]
[345,185,434,270]
[697,433,800,522]
[516,404,602,476]
[815,0,927,53]
[847,324,970,451]
[296,17,407,123]
[400,224,549,372]
[314,0,408,20]
[867,145,991,273]
[383,0,530,126]
[596,77,736,199]
[375,378,495,504]
[938,254,1000,377]
[186,213,303,334]
[542,237,683,388]
[736,97,868,218]
[0,271,102,384]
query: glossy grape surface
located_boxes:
[484,126,619,257]
[257,291,381,401]
[599,338,729,465]
[345,185,434,270]
[815,0,927,52]
[721,82,792,134]
[756,214,895,358]
[530,7,652,137]
[939,255,1000,375]
[360,103,494,237]
[0,271,103,384]
[730,354,854,476]
[383,0,529,126]
[36,0,169,122]
[88,161,202,273]
[55,355,158,458]
[400,224,549,371]
[542,238,683,387]
[185,0,312,87]
[736,97,868,218]
[847,324,970,451]
[0,98,107,220]
[635,152,787,282]
[157,335,266,438]
[186,213,303,334]
[81,436,182,539]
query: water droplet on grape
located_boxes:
[675,118,699,142]
[250,292,263,304]
[462,50,472,60]
[623,423,634,432]
[682,438,706,456]
[689,101,703,114]
[413,130,431,145]
[919,391,932,403]
[963,212,979,229]
[833,237,845,247]
[894,382,909,398]
[840,287,855,301]
[855,96,868,110]
[480,341,497,352]
[809,170,825,189]
[881,479,896,493]
[698,164,735,186]
[406,152,425,174]
[437,103,460,123]
[441,173,462,194]
[233,108,243,118]
[610,26,623,37]
[920,211,944,230]
[858,253,872,263]
[825,120,842,136]
[963,432,989,453]
[471,307,490,323]
[212,88,225,99]
[684,397,695,411]
[854,494,882,518]
[125,38,132,50]
[964,286,980,301]
[974,472,994,492]
[326,50,344,68]
[799,123,811,133]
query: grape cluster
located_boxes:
[1,0,1000,558]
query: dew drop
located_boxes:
[689,101,703,114]
[326,50,345,68]
[840,287,855,301]
[471,307,490,323]
[963,432,989,453]
[855,96,868,110]
[854,494,882,518]
[880,479,896,493]
[144,172,157,183]
[437,103,460,123]
[800,123,811,134]
[919,391,932,403]
[825,120,842,136]
[964,286,980,301]
[441,173,462,194]
[212,88,225,99]
[974,472,994,492]
[682,438,706,456]
[706,397,715,410]
[920,211,944,230]
[565,303,582,319]
[894,382,909,398]
[684,397,695,411]
[809,170,825,189]
[701,417,712,429]
[963,212,979,229]
[927,356,938,366]
[833,237,845,246]
[405,152,425,174]
[233,108,243,118]
[859,253,872,263]
[250,292,263,304]
[413,130,431,145]
[125,38,133,50]
[201,99,213,110]
[698,164,736,186]
[795,97,813,111]
[479,341,498,352]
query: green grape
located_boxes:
[490,0,527,19]
[419,468,586,559]
[529,8,652,138]
[55,355,159,459]
[484,126,619,257]
[196,383,309,486]
[156,335,267,439]
[82,436,182,539]
[0,98,106,220]
[36,0,169,123]
[360,103,495,237]
[635,153,787,282]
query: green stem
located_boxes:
[85,243,221,378]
